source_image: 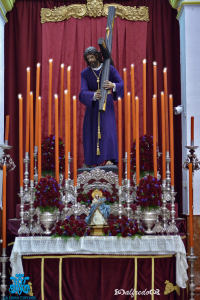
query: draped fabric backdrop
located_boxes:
[4,0,181,222]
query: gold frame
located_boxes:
[41,0,149,23]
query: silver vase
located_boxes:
[40,211,57,235]
[140,209,158,234]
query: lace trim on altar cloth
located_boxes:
[10,236,188,288]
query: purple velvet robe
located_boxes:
[79,65,124,166]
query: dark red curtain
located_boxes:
[4,0,181,221]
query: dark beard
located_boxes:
[89,59,99,68]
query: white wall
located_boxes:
[179,5,200,214]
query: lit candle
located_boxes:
[67,66,71,152]
[135,96,140,185]
[5,115,9,142]
[73,96,77,186]
[143,59,147,135]
[169,95,174,186]
[48,59,53,136]
[153,95,157,178]
[118,97,122,186]
[189,163,194,248]
[2,165,6,248]
[123,68,127,152]
[60,64,64,140]
[191,116,194,144]
[153,62,157,96]
[26,67,30,152]
[163,68,169,152]
[35,63,40,147]
[127,92,131,180]
[38,97,41,181]
[131,64,136,141]
[161,92,166,180]
[65,90,69,180]
[55,94,59,183]
[19,94,23,187]
[30,92,34,181]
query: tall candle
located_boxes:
[118,97,122,186]
[189,163,194,248]
[5,115,9,142]
[55,95,59,183]
[19,95,23,187]
[67,66,71,152]
[153,62,157,96]
[26,67,30,152]
[2,165,6,248]
[123,68,127,152]
[143,59,147,135]
[153,95,157,178]
[30,92,34,181]
[135,97,140,185]
[38,97,41,181]
[161,92,166,180]
[60,64,64,140]
[73,96,77,186]
[131,64,136,141]
[191,116,194,143]
[127,93,131,180]
[163,68,169,152]
[35,63,40,147]
[65,90,69,180]
[169,95,174,186]
[48,59,53,136]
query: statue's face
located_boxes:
[95,194,100,200]
[87,54,99,68]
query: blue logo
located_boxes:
[9,274,31,295]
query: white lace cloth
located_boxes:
[10,235,188,288]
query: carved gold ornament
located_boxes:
[40,0,149,23]
[164,280,180,296]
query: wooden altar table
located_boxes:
[10,236,188,300]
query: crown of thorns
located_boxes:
[84,47,102,66]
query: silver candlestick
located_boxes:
[31,208,43,236]
[61,179,69,220]
[29,180,36,234]
[187,247,198,300]
[118,185,123,219]
[161,179,168,232]
[18,187,30,236]
[23,152,31,203]
[165,151,171,202]
[166,185,179,234]
[125,179,132,219]
[123,152,128,184]
[0,143,16,172]
[34,146,38,185]
[68,152,72,181]
[74,186,78,219]
[0,248,9,298]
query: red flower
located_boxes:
[104,227,109,234]
[87,229,91,235]
[121,231,128,237]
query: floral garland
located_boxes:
[131,134,159,175]
[41,134,65,173]
[77,189,117,207]
[51,217,91,241]
[104,216,144,238]
[34,175,61,213]
[136,174,162,211]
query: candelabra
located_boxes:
[125,179,132,219]
[161,179,168,232]
[182,144,200,171]
[166,186,179,234]
[0,248,9,299]
[118,186,123,219]
[31,208,43,235]
[23,152,31,203]
[61,179,69,220]
[0,142,16,172]
[165,151,171,202]
[29,180,36,234]
[18,187,30,236]
[187,247,198,300]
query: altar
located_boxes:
[10,235,188,300]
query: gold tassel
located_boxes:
[98,131,101,139]
[97,145,100,155]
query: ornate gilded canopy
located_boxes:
[41,0,149,23]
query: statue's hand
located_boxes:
[94,90,101,100]
[103,80,114,90]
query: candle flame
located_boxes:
[131,64,134,67]
[38,97,41,100]
[18,94,22,99]
[118,97,121,100]
[30,92,33,95]
[153,62,157,66]
[127,92,131,96]
[153,94,156,98]
[143,59,147,63]
[61,63,64,68]
[73,96,76,100]
[169,94,173,97]
[37,63,41,67]
[135,96,139,100]
[123,68,126,72]
[67,66,71,71]
[161,91,164,95]
[27,67,30,71]
[49,59,53,63]
[54,94,58,98]
[64,90,68,94]
[163,67,167,72]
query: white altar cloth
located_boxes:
[10,235,188,288]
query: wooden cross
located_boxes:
[98,6,116,112]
